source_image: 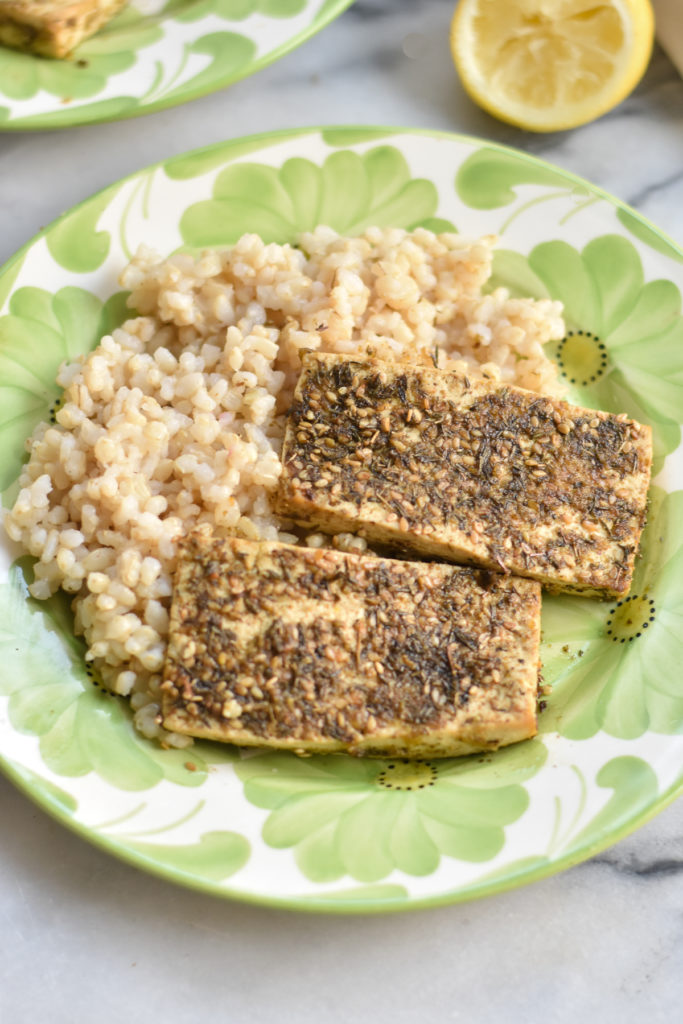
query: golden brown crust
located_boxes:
[276,353,652,598]
[161,532,542,757]
[0,0,127,58]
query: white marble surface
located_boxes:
[2,1,683,1020]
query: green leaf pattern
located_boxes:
[491,235,683,468]
[569,757,659,852]
[473,756,660,890]
[180,147,452,247]
[455,147,572,209]
[47,186,117,273]
[0,561,209,791]
[0,286,128,491]
[154,31,256,106]
[235,741,547,883]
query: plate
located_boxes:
[0,0,353,130]
[1,126,683,913]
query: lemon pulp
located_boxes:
[451,0,655,131]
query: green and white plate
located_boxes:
[0,0,353,130]
[1,127,683,913]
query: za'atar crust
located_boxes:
[161,532,542,757]
[276,353,652,598]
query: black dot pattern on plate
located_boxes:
[85,663,105,691]
[48,394,64,425]
[556,330,608,387]
[605,594,656,643]
[376,760,438,791]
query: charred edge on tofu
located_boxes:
[280,358,649,594]
[162,540,539,747]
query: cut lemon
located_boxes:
[451,0,654,132]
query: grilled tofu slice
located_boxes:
[0,0,127,58]
[276,353,652,598]
[161,531,542,757]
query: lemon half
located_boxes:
[451,0,655,132]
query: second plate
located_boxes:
[0,0,353,130]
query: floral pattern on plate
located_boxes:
[0,127,682,911]
[489,236,683,470]
[179,146,455,247]
[234,741,547,883]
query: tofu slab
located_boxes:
[276,353,652,598]
[0,0,127,58]
[161,532,542,757]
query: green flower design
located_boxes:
[565,757,659,852]
[0,559,228,790]
[179,146,455,248]
[455,146,573,210]
[454,146,683,263]
[48,183,118,273]
[490,234,683,468]
[454,146,603,235]
[0,286,128,492]
[151,31,256,106]
[541,487,683,740]
[472,756,659,887]
[234,740,546,883]
[0,8,162,102]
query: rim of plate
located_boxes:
[2,750,682,915]
[1,124,682,914]
[0,1,356,132]
[2,123,682,268]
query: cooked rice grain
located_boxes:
[4,227,564,745]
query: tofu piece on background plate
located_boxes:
[276,353,652,599]
[0,0,127,58]
[161,531,542,758]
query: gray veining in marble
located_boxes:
[2,1,683,1021]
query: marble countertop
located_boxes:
[2,1,683,1020]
